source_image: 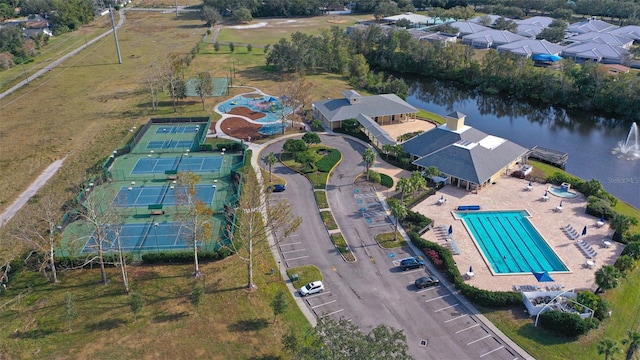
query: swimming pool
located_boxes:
[218,94,293,123]
[548,186,579,198]
[454,210,568,275]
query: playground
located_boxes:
[217,93,294,136]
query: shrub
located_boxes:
[585,196,615,220]
[622,241,640,259]
[538,311,598,337]
[200,143,214,151]
[141,249,233,264]
[400,210,432,234]
[424,249,443,268]
[56,253,133,268]
[614,254,635,273]
[315,149,340,172]
[380,173,393,188]
[368,170,381,184]
[216,142,244,151]
[593,298,611,321]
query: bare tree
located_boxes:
[9,190,63,283]
[143,58,165,111]
[278,74,314,131]
[225,166,301,291]
[175,171,214,278]
[194,71,214,111]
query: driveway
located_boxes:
[260,134,532,359]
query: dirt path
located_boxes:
[0,158,66,229]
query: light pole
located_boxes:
[154,222,159,253]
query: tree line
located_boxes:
[266,25,640,119]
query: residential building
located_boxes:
[567,32,634,49]
[566,18,618,34]
[447,21,491,37]
[607,25,640,42]
[561,42,630,64]
[462,30,527,49]
[497,39,564,57]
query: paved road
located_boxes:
[260,134,531,359]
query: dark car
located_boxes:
[400,257,424,271]
[268,184,286,192]
[415,276,440,289]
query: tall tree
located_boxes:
[362,148,376,181]
[225,166,301,290]
[388,199,407,241]
[301,132,321,146]
[194,71,214,111]
[396,177,412,203]
[175,171,214,278]
[265,152,277,182]
[10,190,62,283]
[409,171,427,198]
[285,316,411,359]
[622,330,640,360]
[165,53,188,113]
[598,338,621,360]
[201,5,222,26]
[382,144,394,160]
[595,265,622,294]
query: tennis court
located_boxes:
[155,125,200,134]
[146,140,194,150]
[112,185,216,207]
[131,156,223,174]
[81,222,201,253]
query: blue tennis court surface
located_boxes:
[155,125,200,134]
[82,222,201,252]
[112,185,216,207]
[131,156,223,174]
[146,140,194,150]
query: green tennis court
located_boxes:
[112,185,216,207]
[131,156,223,174]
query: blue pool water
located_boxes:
[218,94,292,123]
[548,186,579,198]
[454,211,568,275]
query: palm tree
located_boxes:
[410,171,427,198]
[265,152,277,182]
[622,330,640,360]
[595,265,622,294]
[397,177,412,203]
[362,148,376,180]
[388,200,408,241]
[382,144,394,160]
[598,338,621,360]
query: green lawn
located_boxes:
[320,210,338,230]
[315,190,329,209]
[376,231,407,249]
[287,264,323,290]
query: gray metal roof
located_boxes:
[312,94,417,123]
[449,21,491,36]
[568,32,634,48]
[607,25,640,41]
[403,125,528,185]
[515,16,553,28]
[462,30,528,46]
[497,39,564,57]
[561,43,630,63]
[567,19,618,34]
[356,114,396,146]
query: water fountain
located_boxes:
[612,122,639,160]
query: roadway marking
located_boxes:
[425,294,450,303]
[332,266,337,272]
[480,346,505,358]
[279,242,302,246]
[455,323,480,334]
[321,309,344,317]
[445,314,468,323]
[416,286,440,293]
[284,255,309,261]
[281,249,306,254]
[434,303,459,312]
[311,300,337,309]
[304,291,331,299]
[467,334,492,346]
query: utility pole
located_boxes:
[175,0,179,17]
[109,6,122,64]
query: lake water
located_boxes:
[406,79,640,209]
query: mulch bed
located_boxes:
[227,106,265,121]
[220,117,264,141]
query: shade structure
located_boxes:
[582,226,587,236]
[533,271,555,282]
[532,53,563,62]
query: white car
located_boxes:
[298,281,324,296]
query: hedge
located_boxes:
[141,248,234,264]
[380,173,393,188]
[56,253,133,268]
[216,142,245,152]
[537,311,599,337]
[316,149,341,173]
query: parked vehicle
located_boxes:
[299,281,324,296]
[268,184,286,192]
[415,276,440,289]
[400,257,424,271]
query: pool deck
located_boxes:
[411,175,624,292]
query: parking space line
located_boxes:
[281,249,306,254]
[303,291,331,299]
[455,323,480,334]
[434,303,459,312]
[416,286,440,293]
[321,309,344,318]
[467,334,492,346]
[399,269,425,274]
[311,300,337,309]
[480,346,504,358]
[284,255,309,261]
[425,294,450,303]
[279,242,302,246]
[445,314,468,323]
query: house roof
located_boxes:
[356,114,396,146]
[468,15,510,26]
[568,32,634,48]
[497,39,564,57]
[449,21,491,36]
[567,19,618,34]
[607,25,640,41]
[312,93,417,123]
[561,42,629,62]
[515,24,545,38]
[402,124,528,185]
[383,12,432,24]
[462,30,528,46]
[515,16,554,28]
